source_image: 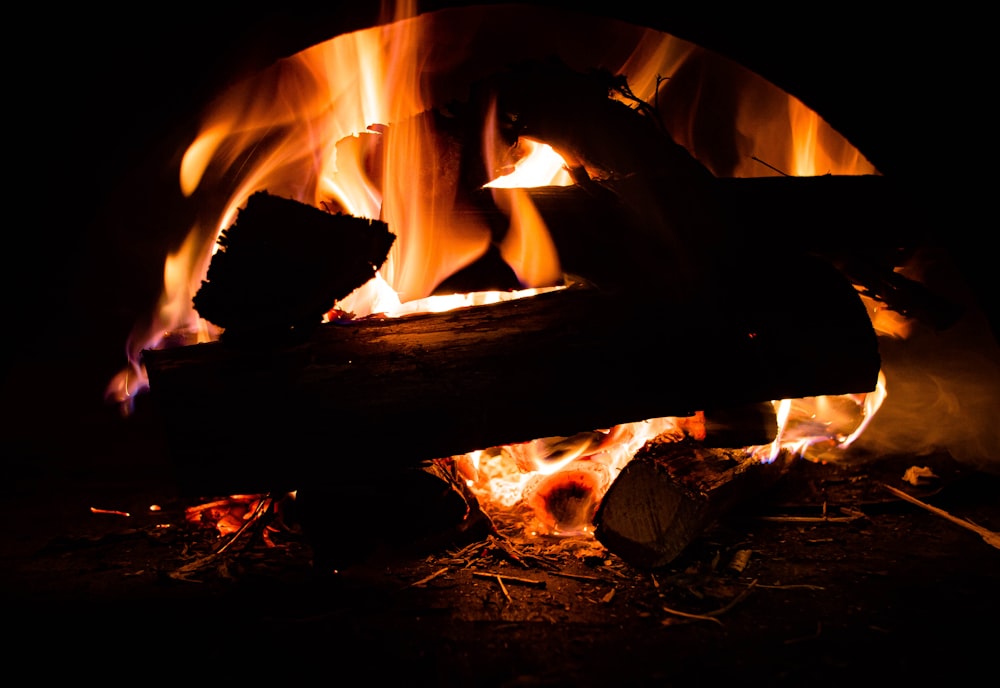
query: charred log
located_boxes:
[438,58,953,326]
[192,190,395,345]
[141,255,879,496]
[463,175,956,328]
[593,439,796,569]
[293,460,492,572]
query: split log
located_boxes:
[593,439,796,569]
[141,254,879,496]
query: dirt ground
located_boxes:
[3,397,998,686]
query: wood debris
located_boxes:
[661,579,758,626]
[472,571,546,588]
[882,483,1000,550]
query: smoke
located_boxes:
[854,251,1000,475]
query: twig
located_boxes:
[707,579,759,617]
[90,507,130,517]
[408,567,449,588]
[660,606,723,627]
[661,579,758,626]
[215,494,273,555]
[750,155,789,176]
[551,571,606,582]
[881,483,1000,550]
[472,571,546,588]
[757,506,865,524]
[757,583,826,591]
[496,575,512,603]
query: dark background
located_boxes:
[6,2,992,432]
[3,7,997,682]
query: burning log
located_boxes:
[469,175,955,328]
[141,254,879,496]
[440,58,952,326]
[593,438,796,569]
[192,190,396,345]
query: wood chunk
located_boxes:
[192,190,395,344]
[594,439,795,569]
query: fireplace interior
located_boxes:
[4,2,998,684]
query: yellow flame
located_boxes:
[110,4,889,504]
[484,139,574,188]
[492,188,563,288]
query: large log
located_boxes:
[141,254,879,496]
[468,175,957,329]
[593,439,796,569]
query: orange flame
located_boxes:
[107,5,907,532]
[108,6,879,410]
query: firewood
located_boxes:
[593,439,796,569]
[293,461,490,572]
[141,254,879,497]
[192,190,395,345]
[466,55,713,184]
[464,175,955,328]
[440,58,952,327]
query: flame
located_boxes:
[484,138,574,188]
[462,378,891,535]
[108,5,880,409]
[107,4,911,535]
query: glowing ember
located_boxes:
[185,494,271,538]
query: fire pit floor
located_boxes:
[3,403,998,686]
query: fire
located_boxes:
[111,3,909,535]
[484,138,574,189]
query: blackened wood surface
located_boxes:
[142,255,879,496]
[471,175,953,328]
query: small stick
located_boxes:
[881,483,1000,550]
[706,579,758,617]
[215,495,272,555]
[757,583,826,591]
[408,567,449,587]
[661,579,758,626]
[496,575,512,603]
[757,507,865,524]
[661,606,724,627]
[472,571,546,588]
[551,571,606,582]
[90,507,130,517]
[750,155,790,176]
